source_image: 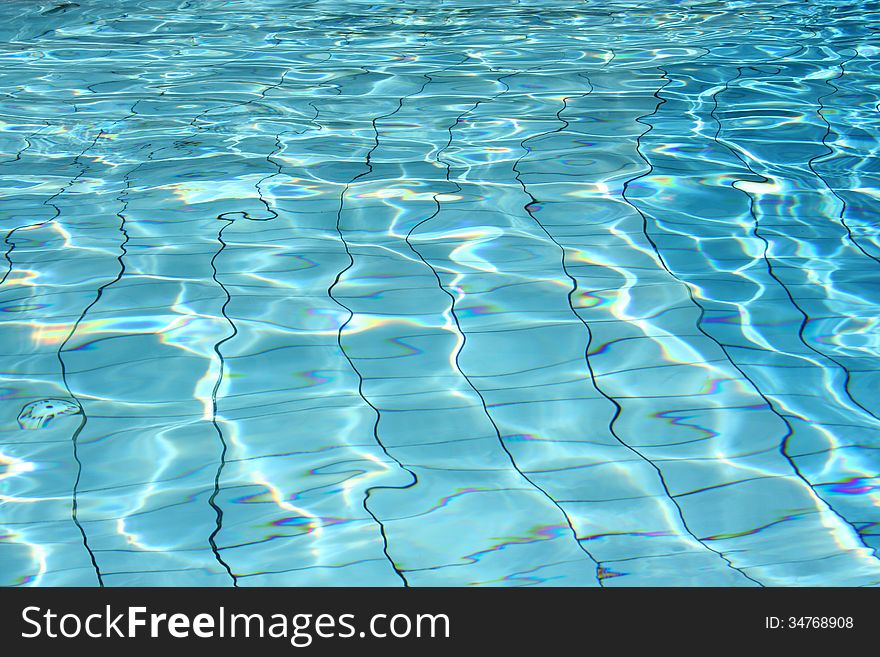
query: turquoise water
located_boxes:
[1,0,879,587]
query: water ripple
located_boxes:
[1,0,879,587]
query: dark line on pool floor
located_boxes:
[325,65,450,587]
[52,98,153,586]
[664,59,880,561]
[807,51,880,267]
[617,67,765,586]
[508,69,761,585]
[403,62,608,585]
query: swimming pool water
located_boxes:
[1,0,879,587]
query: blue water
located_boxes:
[1,0,879,587]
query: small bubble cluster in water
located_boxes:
[17,399,82,430]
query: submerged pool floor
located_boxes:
[1,0,879,586]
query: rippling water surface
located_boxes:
[1,0,879,586]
